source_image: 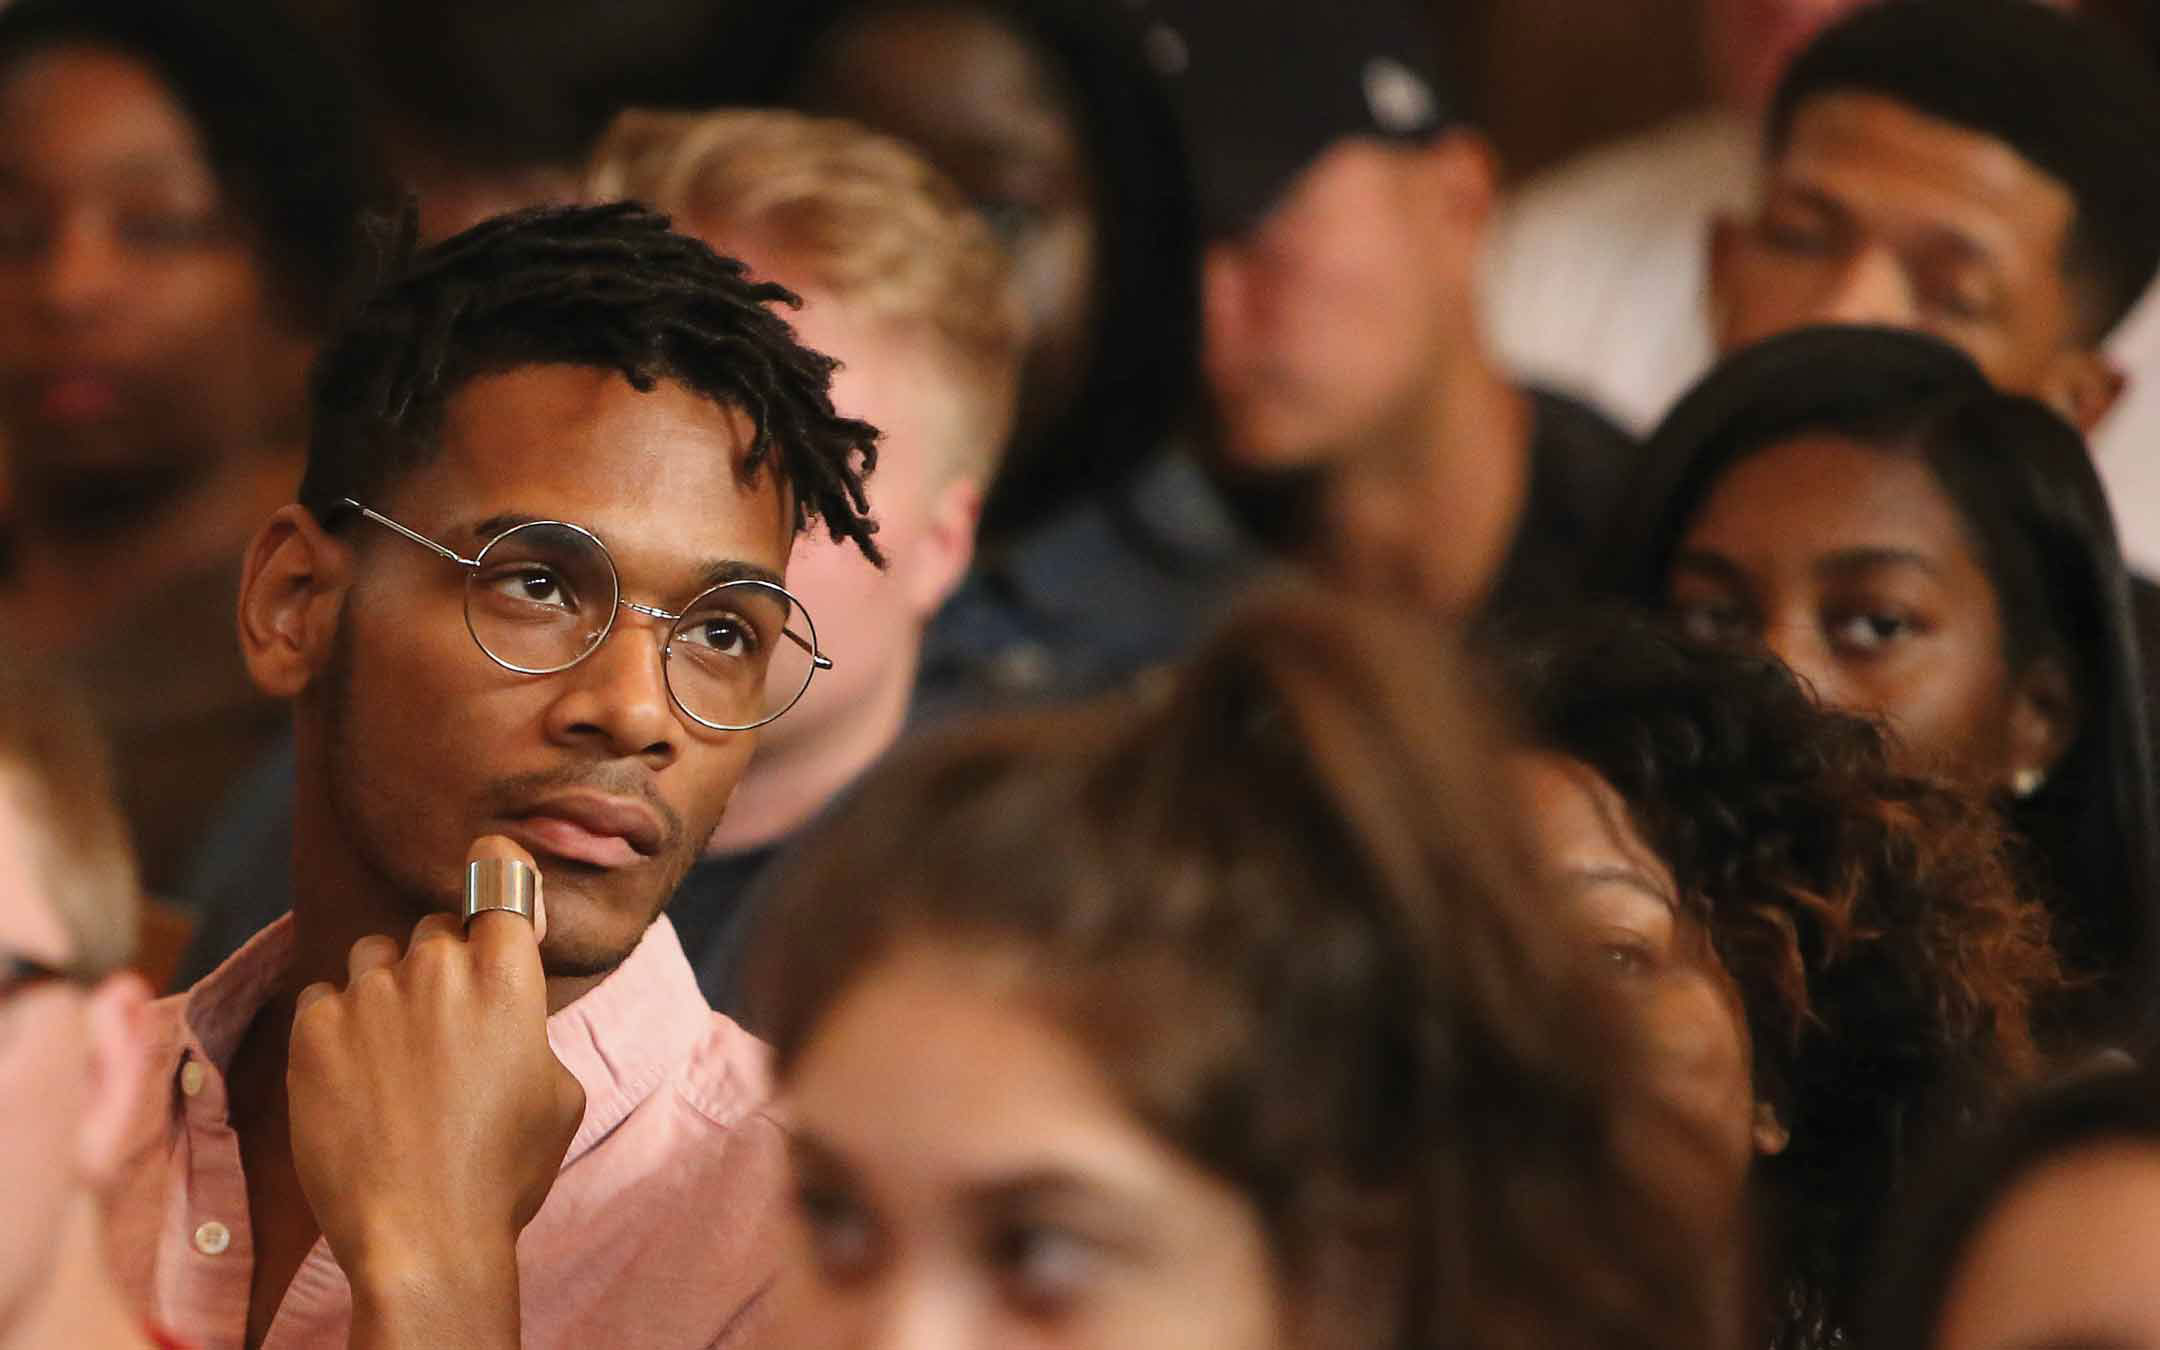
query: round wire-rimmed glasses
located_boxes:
[338,498,831,731]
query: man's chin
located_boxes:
[535,895,664,982]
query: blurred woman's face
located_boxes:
[776,941,1285,1350]
[1665,433,2031,789]
[1934,1141,2160,1350]
[1506,753,1771,1249]
[0,44,310,498]
[791,3,1099,454]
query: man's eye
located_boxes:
[677,613,757,659]
[797,1184,879,1281]
[974,198,1044,249]
[1759,214,1837,255]
[484,567,574,611]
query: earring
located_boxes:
[1752,1100,1790,1155]
[2013,767,2048,799]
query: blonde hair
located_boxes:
[585,108,1023,484]
[0,656,138,977]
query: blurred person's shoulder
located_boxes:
[1483,110,1755,432]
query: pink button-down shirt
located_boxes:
[104,913,789,1350]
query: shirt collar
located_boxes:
[180,911,713,1161]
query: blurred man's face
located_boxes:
[0,781,79,1334]
[732,289,980,765]
[1711,93,2112,422]
[0,44,313,500]
[1202,139,1469,471]
[0,774,147,1341]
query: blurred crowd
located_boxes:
[7,0,2160,1347]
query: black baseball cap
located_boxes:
[1140,0,1461,238]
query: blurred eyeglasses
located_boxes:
[339,499,830,732]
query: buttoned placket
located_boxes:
[171,1046,256,1346]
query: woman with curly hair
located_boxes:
[1600,324,2159,1037]
[742,586,1713,1349]
[1497,613,2063,1350]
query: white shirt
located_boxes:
[1481,109,2160,574]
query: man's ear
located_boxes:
[903,474,983,619]
[2006,653,2080,797]
[2038,349,2126,434]
[74,972,151,1188]
[237,504,352,699]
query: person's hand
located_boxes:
[288,836,585,1348]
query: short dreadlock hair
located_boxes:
[301,200,882,564]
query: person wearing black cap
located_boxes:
[1602,323,2160,1039]
[1150,0,1634,621]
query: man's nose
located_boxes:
[35,216,126,325]
[540,610,682,766]
[1812,244,1918,329]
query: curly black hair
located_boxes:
[1496,612,2062,1350]
[300,200,882,563]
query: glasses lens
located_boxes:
[465,522,620,674]
[665,580,819,730]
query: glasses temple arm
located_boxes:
[784,625,834,670]
[341,499,481,568]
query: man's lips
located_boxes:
[32,370,122,424]
[501,792,665,870]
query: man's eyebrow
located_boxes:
[691,559,786,592]
[464,513,785,591]
[1766,181,1854,226]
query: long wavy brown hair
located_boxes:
[1500,613,2063,1349]
[751,584,1713,1349]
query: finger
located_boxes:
[295,980,336,1019]
[346,934,400,986]
[407,911,463,952]
[465,834,546,978]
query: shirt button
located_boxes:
[193,1221,231,1256]
[179,1061,207,1097]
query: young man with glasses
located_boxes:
[103,202,881,1349]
